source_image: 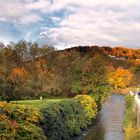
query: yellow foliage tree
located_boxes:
[108,67,133,89]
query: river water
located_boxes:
[80,94,125,140]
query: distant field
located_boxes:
[12,98,69,108]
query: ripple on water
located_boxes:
[81,94,125,140]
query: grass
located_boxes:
[12,98,70,108]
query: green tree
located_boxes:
[82,57,110,95]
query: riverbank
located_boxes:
[123,94,140,140]
[72,116,100,140]
[72,93,111,140]
[112,88,130,95]
[76,94,125,140]
[2,93,124,140]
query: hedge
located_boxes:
[41,95,97,140]
[0,102,46,140]
[0,95,98,140]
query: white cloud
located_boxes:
[26,0,51,11]
[0,0,140,48]
[19,14,42,24]
[0,0,44,25]
[0,0,26,22]
[51,17,61,22]
[40,31,47,37]
[44,0,140,48]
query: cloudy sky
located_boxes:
[0,0,140,49]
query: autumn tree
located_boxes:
[0,45,17,102]
[5,67,29,102]
[29,58,51,97]
[108,67,133,89]
[53,51,81,96]
[131,64,140,87]
[9,67,29,88]
[0,41,138,101]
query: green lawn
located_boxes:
[12,98,69,108]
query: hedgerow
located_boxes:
[41,95,98,140]
[123,94,140,140]
[74,95,97,123]
[0,102,46,140]
[0,95,98,140]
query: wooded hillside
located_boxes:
[0,41,139,101]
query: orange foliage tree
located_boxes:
[31,58,51,96]
[9,67,29,86]
[8,67,29,101]
[108,67,133,89]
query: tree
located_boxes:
[131,65,140,87]
[71,69,83,94]
[7,67,29,102]
[51,51,82,96]
[82,57,110,93]
[0,46,17,102]
[29,58,50,97]
[108,67,133,89]
[9,67,29,87]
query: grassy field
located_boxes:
[12,98,69,108]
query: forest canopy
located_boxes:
[0,41,139,102]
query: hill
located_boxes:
[61,45,140,59]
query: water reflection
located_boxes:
[81,94,125,140]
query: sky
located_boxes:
[0,0,140,50]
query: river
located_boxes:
[79,94,125,140]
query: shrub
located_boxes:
[0,114,19,138]
[125,94,134,110]
[124,124,140,140]
[123,94,139,140]
[41,99,90,140]
[0,102,46,140]
[124,95,136,128]
[74,95,97,123]
[0,96,98,140]
[89,93,102,110]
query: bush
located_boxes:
[124,124,140,140]
[124,94,139,140]
[74,95,97,123]
[124,94,136,129]
[125,94,134,110]
[89,93,102,110]
[0,95,98,140]
[0,102,46,140]
[41,99,91,140]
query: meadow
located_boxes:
[12,98,68,108]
